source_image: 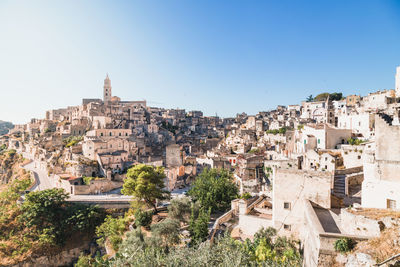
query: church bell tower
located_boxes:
[103,74,112,102]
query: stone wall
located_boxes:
[273,169,332,239]
[341,145,364,169]
[74,179,122,195]
[238,214,273,236]
[339,209,381,237]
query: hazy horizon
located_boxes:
[1,0,400,124]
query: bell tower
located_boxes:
[103,73,112,102]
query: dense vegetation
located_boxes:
[0,183,105,265]
[306,92,343,102]
[78,227,301,267]
[188,168,239,213]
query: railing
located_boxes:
[209,209,235,243]
[375,252,400,266]
[335,166,363,175]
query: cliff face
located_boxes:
[0,150,30,186]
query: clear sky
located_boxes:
[1,0,400,124]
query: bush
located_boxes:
[347,138,364,146]
[168,196,192,223]
[334,237,355,253]
[134,209,153,228]
[96,215,127,250]
[63,136,83,148]
[241,192,252,200]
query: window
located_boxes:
[109,132,112,136]
[318,139,320,144]
[358,155,361,159]
[284,224,291,231]
[125,133,128,136]
[284,202,291,210]
[304,140,307,144]
[325,165,327,169]
[387,199,396,209]
[100,133,103,136]
[119,133,121,136]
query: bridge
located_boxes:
[67,195,133,209]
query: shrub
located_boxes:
[168,196,192,223]
[334,237,355,253]
[241,192,252,200]
[134,209,153,228]
[96,215,127,250]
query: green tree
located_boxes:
[306,95,314,102]
[20,188,69,246]
[121,164,169,211]
[134,209,153,228]
[314,92,330,101]
[151,218,181,248]
[167,196,193,224]
[189,207,210,245]
[66,204,104,232]
[329,92,343,101]
[95,215,127,250]
[188,168,238,213]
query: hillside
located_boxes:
[0,149,106,265]
[0,120,14,135]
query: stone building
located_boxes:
[272,168,332,238]
[166,144,182,167]
[103,74,112,102]
[362,113,400,210]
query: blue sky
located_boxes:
[1,0,400,123]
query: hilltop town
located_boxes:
[1,67,400,266]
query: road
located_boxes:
[20,153,132,202]
[23,160,54,191]
[19,152,182,204]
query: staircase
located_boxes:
[333,174,346,196]
[378,112,393,126]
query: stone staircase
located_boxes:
[378,112,393,126]
[333,174,346,197]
